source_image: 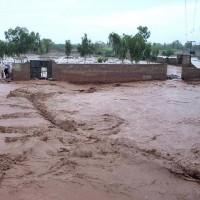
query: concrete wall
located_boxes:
[182,67,200,80]
[52,63,167,84]
[157,56,178,65]
[157,54,191,66]
[177,54,191,66]
[11,62,30,81]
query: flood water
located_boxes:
[0,78,200,200]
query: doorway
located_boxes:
[30,60,52,79]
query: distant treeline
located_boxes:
[0,26,199,63]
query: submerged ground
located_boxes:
[0,78,199,200]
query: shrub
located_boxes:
[97,57,108,63]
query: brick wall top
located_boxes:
[53,63,166,70]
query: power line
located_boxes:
[185,0,188,42]
[194,0,200,43]
[192,0,197,32]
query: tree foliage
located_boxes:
[93,41,106,56]
[38,42,46,55]
[185,41,192,49]
[28,32,40,52]
[108,32,127,63]
[151,44,160,61]
[137,26,151,41]
[41,38,53,53]
[0,40,5,60]
[144,43,152,61]
[162,49,175,57]
[4,26,40,57]
[171,40,183,49]
[5,42,15,58]
[108,26,151,63]
[65,40,72,62]
[127,33,146,63]
[77,34,94,62]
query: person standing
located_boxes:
[4,67,9,78]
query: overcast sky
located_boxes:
[0,0,199,44]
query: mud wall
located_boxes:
[11,62,30,81]
[182,67,200,80]
[52,64,167,84]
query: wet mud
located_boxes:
[0,80,200,200]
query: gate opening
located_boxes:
[167,65,182,80]
[41,67,47,78]
[30,60,52,79]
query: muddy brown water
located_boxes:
[0,79,200,200]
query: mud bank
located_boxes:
[0,80,200,200]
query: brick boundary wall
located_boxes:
[182,66,200,81]
[11,62,30,81]
[52,63,167,84]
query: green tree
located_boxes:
[65,40,72,62]
[0,40,5,61]
[5,42,15,57]
[104,48,115,57]
[5,27,28,56]
[137,26,151,41]
[127,33,146,63]
[4,26,40,60]
[77,34,94,63]
[171,40,183,49]
[93,41,106,56]
[108,32,121,56]
[144,43,152,62]
[38,41,46,55]
[161,49,175,64]
[29,32,40,52]
[42,38,53,53]
[185,41,192,49]
[162,49,174,57]
[109,26,151,63]
[151,44,160,61]
[52,43,65,49]
[108,32,127,63]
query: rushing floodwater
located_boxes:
[191,57,200,68]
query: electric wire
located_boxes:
[185,0,188,42]
[192,0,197,35]
[194,1,200,44]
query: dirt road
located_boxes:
[0,79,199,200]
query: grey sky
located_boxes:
[0,0,199,44]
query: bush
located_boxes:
[97,57,108,63]
[104,49,115,57]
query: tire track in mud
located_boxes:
[0,87,55,184]
[7,88,78,132]
[7,87,126,135]
[5,89,124,156]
